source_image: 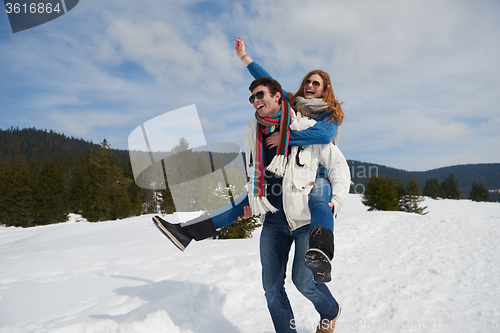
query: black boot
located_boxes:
[152,214,220,252]
[304,225,334,283]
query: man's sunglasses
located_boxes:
[249,90,268,104]
[306,80,321,87]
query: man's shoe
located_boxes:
[316,306,341,333]
[305,225,334,283]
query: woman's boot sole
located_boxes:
[305,248,332,283]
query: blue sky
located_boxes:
[1,0,499,171]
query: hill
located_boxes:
[349,160,500,199]
[0,127,130,167]
[1,127,499,199]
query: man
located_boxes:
[153,77,350,332]
[243,77,349,333]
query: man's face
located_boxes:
[251,85,281,118]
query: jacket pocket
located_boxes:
[292,177,315,193]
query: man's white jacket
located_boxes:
[244,111,351,231]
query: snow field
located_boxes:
[1,194,499,332]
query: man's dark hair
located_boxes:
[249,76,283,103]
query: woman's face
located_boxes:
[303,74,325,99]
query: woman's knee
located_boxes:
[309,178,331,203]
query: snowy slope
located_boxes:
[1,195,499,333]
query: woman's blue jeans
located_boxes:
[210,192,249,229]
[308,171,334,232]
[211,170,333,232]
[260,222,339,332]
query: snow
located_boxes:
[1,195,499,333]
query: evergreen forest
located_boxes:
[0,128,260,237]
[0,127,498,229]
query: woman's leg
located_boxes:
[152,192,249,251]
[305,168,335,283]
[308,172,334,232]
[210,192,249,229]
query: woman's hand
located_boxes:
[235,37,246,58]
[235,37,253,65]
[238,205,253,220]
[265,131,281,149]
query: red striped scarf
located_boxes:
[249,100,292,215]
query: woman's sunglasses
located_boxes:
[249,91,267,103]
[305,79,321,87]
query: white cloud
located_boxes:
[410,122,473,144]
[104,18,242,93]
[200,117,226,133]
[1,0,499,171]
[479,117,500,134]
[106,19,203,86]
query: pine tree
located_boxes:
[212,166,259,239]
[33,158,66,225]
[142,189,159,214]
[2,157,36,227]
[441,173,461,199]
[67,155,88,214]
[402,180,428,215]
[87,141,112,221]
[161,137,213,213]
[362,175,399,211]
[469,180,491,202]
[395,178,407,211]
[28,157,39,183]
[163,138,203,212]
[109,176,133,220]
[157,138,260,239]
[158,187,175,214]
[217,216,261,239]
[0,160,11,225]
[123,161,147,215]
[82,140,133,221]
[76,150,101,221]
[57,156,73,213]
[423,178,445,199]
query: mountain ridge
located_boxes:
[2,127,499,199]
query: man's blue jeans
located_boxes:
[260,222,339,333]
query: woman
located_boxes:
[235,37,343,147]
[235,37,345,283]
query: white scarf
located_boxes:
[294,96,339,146]
[294,97,328,119]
